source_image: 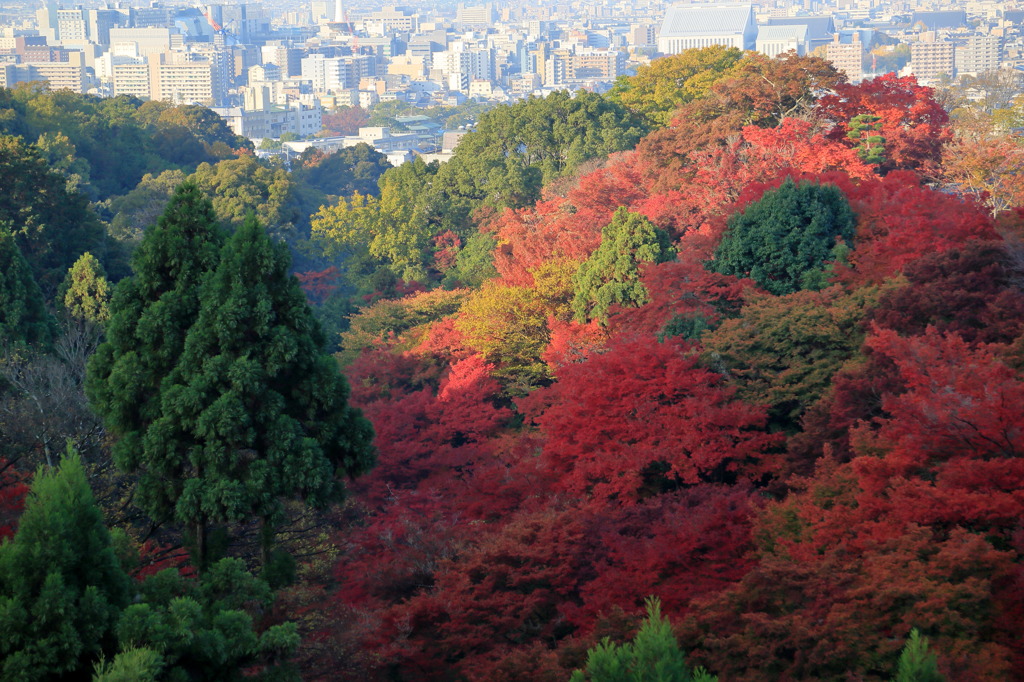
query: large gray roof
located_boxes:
[756,24,808,42]
[766,16,835,41]
[660,4,755,37]
[911,10,967,29]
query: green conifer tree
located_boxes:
[709,177,856,296]
[92,648,162,682]
[572,207,675,324]
[0,447,131,680]
[60,252,112,325]
[113,558,299,682]
[569,598,717,682]
[847,113,887,166]
[0,223,55,346]
[892,629,945,682]
[86,182,224,536]
[153,214,373,566]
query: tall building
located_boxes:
[109,28,172,60]
[113,61,151,98]
[457,3,496,27]
[657,4,757,54]
[955,36,1001,76]
[766,16,835,51]
[261,44,303,78]
[826,32,864,81]
[151,55,217,105]
[364,6,418,35]
[910,39,955,80]
[56,9,88,44]
[26,59,87,92]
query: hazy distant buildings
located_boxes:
[657,4,757,54]
[456,3,496,28]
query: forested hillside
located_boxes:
[2,49,1024,681]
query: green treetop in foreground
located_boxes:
[569,598,717,682]
[0,448,130,680]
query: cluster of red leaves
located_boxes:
[817,73,951,176]
[295,266,342,305]
[0,460,28,541]
[309,71,1024,682]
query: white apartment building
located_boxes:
[151,56,217,105]
[112,61,151,98]
[956,35,1002,76]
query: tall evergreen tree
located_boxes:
[572,207,675,324]
[59,252,112,326]
[0,223,55,346]
[86,182,224,530]
[569,598,717,682]
[0,447,131,680]
[153,214,374,565]
[892,629,945,682]
[709,177,856,296]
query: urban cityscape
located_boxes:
[0,0,1012,164]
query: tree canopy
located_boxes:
[572,207,675,323]
[709,177,857,295]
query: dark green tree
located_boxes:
[86,182,225,536]
[569,598,717,682]
[0,447,131,681]
[0,134,107,292]
[292,142,392,199]
[153,214,374,565]
[572,207,675,323]
[892,629,945,682]
[0,224,55,345]
[709,177,857,296]
[112,558,299,682]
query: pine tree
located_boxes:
[154,214,374,565]
[892,629,945,682]
[60,252,112,325]
[709,177,856,296]
[86,182,224,532]
[572,207,675,324]
[0,447,131,680]
[569,598,717,682]
[0,223,55,346]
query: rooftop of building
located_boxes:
[659,4,754,37]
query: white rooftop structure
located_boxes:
[658,4,757,54]
[755,24,808,57]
